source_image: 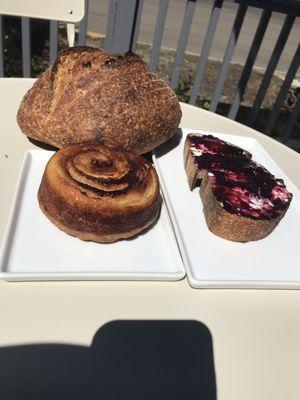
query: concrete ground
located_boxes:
[87,0,300,75]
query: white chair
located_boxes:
[0,0,85,76]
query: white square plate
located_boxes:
[0,150,185,281]
[154,129,300,289]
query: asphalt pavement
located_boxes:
[87,0,300,74]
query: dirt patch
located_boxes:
[135,43,300,151]
[136,45,285,109]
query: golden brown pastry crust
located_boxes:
[17,46,182,154]
[38,142,161,243]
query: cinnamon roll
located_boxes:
[38,142,161,242]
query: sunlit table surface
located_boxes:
[0,79,300,400]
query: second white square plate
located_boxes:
[154,129,300,289]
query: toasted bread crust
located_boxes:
[17,47,182,154]
[184,134,290,242]
[199,172,286,242]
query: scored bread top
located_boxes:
[185,133,293,220]
[17,46,182,154]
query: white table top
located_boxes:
[1,78,300,400]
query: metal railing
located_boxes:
[0,0,299,149]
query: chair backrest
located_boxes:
[0,0,84,23]
[0,0,85,77]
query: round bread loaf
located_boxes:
[17,46,182,154]
[38,141,161,243]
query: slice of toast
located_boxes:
[184,133,251,190]
[184,133,293,242]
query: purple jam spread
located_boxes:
[188,134,293,220]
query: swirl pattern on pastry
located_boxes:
[38,142,161,242]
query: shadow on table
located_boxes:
[0,320,216,400]
[154,128,183,158]
[28,137,58,151]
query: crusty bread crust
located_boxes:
[38,142,161,243]
[199,172,286,242]
[184,140,206,189]
[17,47,182,154]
